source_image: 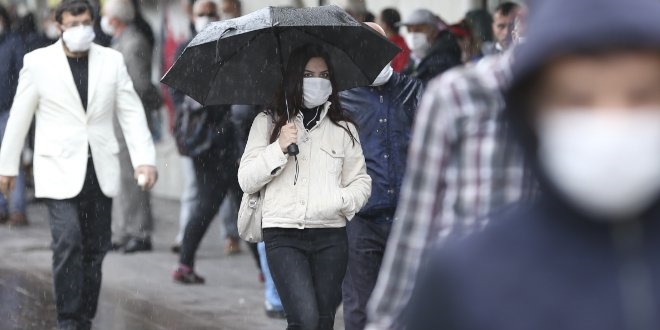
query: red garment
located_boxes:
[389,34,411,73]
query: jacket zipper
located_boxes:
[610,221,658,330]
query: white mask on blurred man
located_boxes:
[62,25,95,52]
[405,32,430,60]
[100,16,115,36]
[44,22,59,39]
[194,16,212,34]
[536,109,660,221]
[303,77,332,109]
[372,64,394,86]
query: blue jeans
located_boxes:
[258,242,283,310]
[0,111,26,215]
[342,215,392,330]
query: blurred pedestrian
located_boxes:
[0,1,157,329]
[238,44,371,330]
[0,3,27,227]
[102,0,161,254]
[482,2,519,56]
[340,22,424,330]
[366,8,530,330]
[15,12,54,53]
[220,0,241,20]
[408,0,660,328]
[377,8,410,73]
[170,1,245,283]
[463,9,494,60]
[400,9,462,84]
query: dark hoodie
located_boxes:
[406,0,660,329]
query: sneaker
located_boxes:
[0,212,8,225]
[265,302,286,319]
[171,244,181,254]
[225,237,242,255]
[7,213,28,227]
[172,265,205,284]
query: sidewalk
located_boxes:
[0,196,344,330]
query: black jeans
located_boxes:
[342,215,392,330]
[179,151,240,267]
[264,227,348,330]
[45,161,112,330]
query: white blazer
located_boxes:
[0,41,156,199]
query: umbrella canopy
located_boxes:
[161,5,400,106]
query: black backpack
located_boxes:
[173,96,231,157]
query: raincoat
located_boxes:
[407,0,660,329]
[340,72,423,221]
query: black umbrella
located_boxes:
[160,5,400,107]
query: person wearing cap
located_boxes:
[400,8,462,84]
[407,0,660,328]
[339,22,424,330]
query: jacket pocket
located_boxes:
[320,145,344,174]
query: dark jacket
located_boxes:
[408,0,660,329]
[404,29,462,84]
[340,72,424,221]
[0,33,24,112]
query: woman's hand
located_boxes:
[278,123,298,153]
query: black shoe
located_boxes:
[171,244,181,254]
[111,242,125,251]
[123,237,152,253]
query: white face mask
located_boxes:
[100,16,115,36]
[220,12,236,21]
[303,77,332,109]
[405,32,430,60]
[194,16,212,34]
[372,64,394,86]
[62,25,95,52]
[537,109,660,221]
[45,22,59,39]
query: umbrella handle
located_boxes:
[287,143,299,156]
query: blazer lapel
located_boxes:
[55,40,86,120]
[86,44,103,116]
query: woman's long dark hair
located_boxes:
[268,44,358,145]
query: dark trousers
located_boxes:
[179,152,239,267]
[45,161,112,330]
[342,215,392,330]
[264,227,348,330]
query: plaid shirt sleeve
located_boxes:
[365,72,463,330]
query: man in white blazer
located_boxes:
[0,1,157,329]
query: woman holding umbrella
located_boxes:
[238,44,372,329]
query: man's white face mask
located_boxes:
[62,25,96,52]
[536,109,660,221]
[372,64,394,86]
[194,16,213,34]
[405,32,430,60]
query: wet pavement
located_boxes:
[0,198,306,330]
[0,268,219,330]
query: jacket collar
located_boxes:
[54,40,103,119]
[295,101,331,129]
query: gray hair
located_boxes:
[105,0,135,24]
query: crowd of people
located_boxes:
[4,0,660,330]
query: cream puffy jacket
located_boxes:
[238,103,372,229]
